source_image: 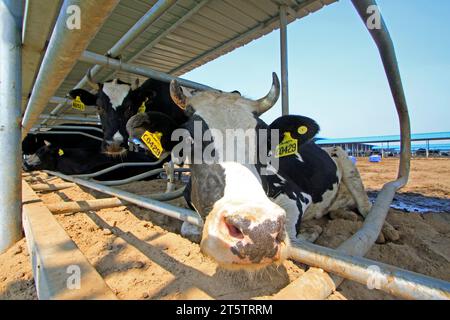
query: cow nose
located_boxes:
[224,214,284,240]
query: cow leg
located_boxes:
[326,147,372,216]
[326,147,400,242]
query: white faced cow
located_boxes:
[126,73,396,270]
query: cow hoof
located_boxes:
[329,209,358,222]
[181,222,202,243]
[297,225,323,243]
[382,222,400,242]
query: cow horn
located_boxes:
[170,80,187,110]
[255,73,280,114]
[86,68,99,90]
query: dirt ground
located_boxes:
[1,158,449,300]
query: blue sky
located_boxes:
[183,0,450,139]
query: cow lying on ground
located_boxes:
[126,73,399,270]
[22,143,168,181]
[22,123,102,156]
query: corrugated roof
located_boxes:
[23,0,337,122]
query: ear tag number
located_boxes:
[72,96,85,111]
[58,149,65,156]
[298,126,308,135]
[141,131,163,159]
[275,132,298,158]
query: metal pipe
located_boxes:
[45,0,177,124]
[21,0,120,137]
[47,186,186,214]
[102,0,210,81]
[279,5,289,116]
[39,114,100,124]
[36,125,103,133]
[93,168,190,187]
[44,170,203,227]
[0,0,23,254]
[80,51,217,92]
[71,155,170,179]
[29,130,103,142]
[77,0,177,89]
[278,0,413,300]
[287,241,450,300]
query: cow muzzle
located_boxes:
[200,202,287,270]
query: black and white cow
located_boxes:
[22,143,167,181]
[68,70,188,156]
[124,73,391,270]
[22,123,102,156]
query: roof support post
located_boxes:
[0,0,23,254]
[279,5,289,116]
[21,0,120,136]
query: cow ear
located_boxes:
[131,78,140,91]
[68,89,97,105]
[270,115,320,145]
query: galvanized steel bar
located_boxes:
[39,114,100,124]
[44,170,203,227]
[36,125,103,133]
[72,154,170,179]
[93,168,190,186]
[44,0,177,125]
[279,0,414,300]
[47,186,186,214]
[0,0,24,254]
[279,5,289,116]
[21,0,120,136]
[80,51,217,91]
[287,241,450,300]
[76,0,177,89]
[29,130,103,142]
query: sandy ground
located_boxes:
[1,158,449,300]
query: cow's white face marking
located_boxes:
[191,92,258,163]
[295,153,304,162]
[24,153,41,166]
[112,131,124,143]
[102,80,131,110]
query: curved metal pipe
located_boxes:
[282,0,413,300]
[71,153,170,179]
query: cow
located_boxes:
[68,69,188,156]
[22,143,169,181]
[22,123,103,156]
[124,72,400,270]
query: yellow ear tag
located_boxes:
[275,132,298,158]
[141,131,163,159]
[72,96,85,111]
[138,100,146,114]
[58,149,64,156]
[298,126,308,135]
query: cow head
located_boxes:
[22,141,58,171]
[69,70,147,156]
[127,73,289,270]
